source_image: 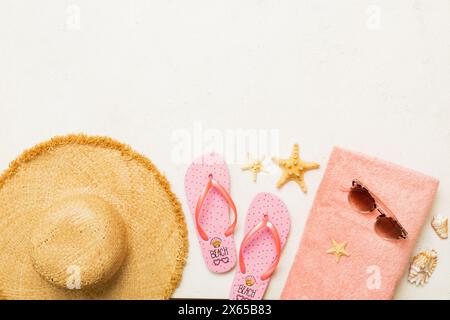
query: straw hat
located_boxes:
[0,135,188,300]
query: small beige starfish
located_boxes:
[272,144,320,193]
[241,154,267,182]
[326,239,350,263]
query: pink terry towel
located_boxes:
[281,147,439,300]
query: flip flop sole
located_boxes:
[229,192,290,300]
[185,153,237,273]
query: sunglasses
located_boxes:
[347,179,408,240]
[213,257,230,266]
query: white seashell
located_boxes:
[408,249,438,286]
[431,215,448,239]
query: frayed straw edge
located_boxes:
[0,134,188,300]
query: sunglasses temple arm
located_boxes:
[339,185,352,192]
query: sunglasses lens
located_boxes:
[348,187,376,213]
[375,215,405,239]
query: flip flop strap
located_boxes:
[195,174,237,241]
[239,212,281,281]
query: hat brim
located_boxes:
[0,134,188,300]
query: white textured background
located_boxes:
[0,1,449,300]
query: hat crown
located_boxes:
[30,195,127,290]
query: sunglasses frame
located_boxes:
[348,179,408,240]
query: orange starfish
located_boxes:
[272,144,319,193]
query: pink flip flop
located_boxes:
[185,153,238,273]
[229,192,290,300]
